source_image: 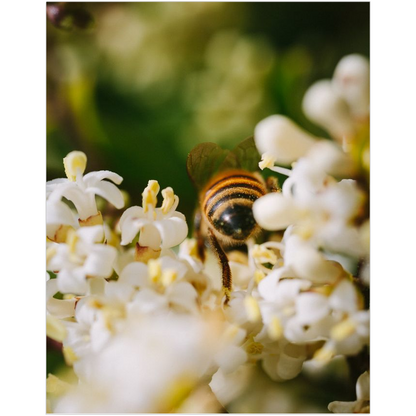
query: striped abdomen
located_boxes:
[202,170,266,244]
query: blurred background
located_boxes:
[47,2,369,222]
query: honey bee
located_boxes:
[187,137,272,304]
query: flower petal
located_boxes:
[153,215,188,249]
[255,115,317,165]
[253,193,299,231]
[87,180,124,209]
[83,170,123,185]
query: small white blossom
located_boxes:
[47,225,117,295]
[119,180,188,250]
[47,150,124,222]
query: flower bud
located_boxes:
[332,54,369,119]
[254,115,317,165]
[302,80,354,141]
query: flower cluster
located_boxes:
[46,54,369,413]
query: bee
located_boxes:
[187,137,272,304]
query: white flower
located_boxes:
[47,225,117,295]
[119,180,188,250]
[302,79,355,141]
[332,54,370,119]
[47,151,124,222]
[46,274,77,319]
[119,256,199,314]
[260,340,307,382]
[253,161,366,258]
[53,314,227,413]
[302,54,369,143]
[255,115,317,166]
[328,371,369,413]
[284,279,369,357]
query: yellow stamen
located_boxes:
[185,239,199,259]
[259,152,276,170]
[65,229,78,255]
[268,316,283,340]
[246,340,264,355]
[148,259,162,284]
[161,187,176,214]
[313,345,335,363]
[162,269,178,287]
[63,346,79,366]
[223,324,240,342]
[254,269,266,284]
[46,246,57,266]
[63,151,87,182]
[331,318,357,341]
[102,306,125,332]
[252,244,277,264]
[244,295,261,323]
[142,180,160,214]
[46,374,71,396]
[159,375,195,412]
[46,314,67,342]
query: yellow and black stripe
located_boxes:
[201,170,266,243]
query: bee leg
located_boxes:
[266,176,281,193]
[193,210,206,263]
[207,228,231,305]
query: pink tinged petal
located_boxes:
[254,115,317,165]
[86,180,124,209]
[253,193,299,231]
[302,80,354,141]
[118,262,149,286]
[215,345,247,374]
[356,371,370,401]
[329,279,358,313]
[153,216,188,249]
[83,170,123,185]
[84,246,117,278]
[295,293,329,325]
